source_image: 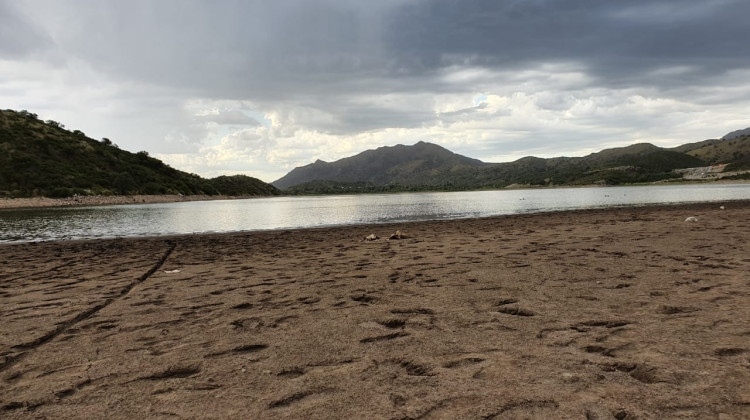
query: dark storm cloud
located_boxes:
[38,0,393,99]
[23,0,750,99]
[384,0,750,89]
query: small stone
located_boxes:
[613,410,629,420]
[389,230,409,240]
[584,404,615,420]
[561,372,580,383]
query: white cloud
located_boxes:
[155,75,750,183]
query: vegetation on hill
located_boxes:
[275,139,725,194]
[685,135,750,170]
[208,175,279,196]
[0,109,280,198]
[272,141,486,190]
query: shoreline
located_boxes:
[1,202,749,418]
[1,180,748,210]
[0,194,261,210]
[2,200,749,245]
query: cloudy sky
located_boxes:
[3,0,750,182]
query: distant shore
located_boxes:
[1,179,748,210]
[0,194,259,210]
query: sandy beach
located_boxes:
[1,202,749,419]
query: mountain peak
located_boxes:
[272,142,485,189]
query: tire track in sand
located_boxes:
[0,240,176,372]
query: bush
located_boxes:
[141,182,166,195]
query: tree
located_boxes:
[46,120,65,129]
[112,173,135,195]
[20,110,38,120]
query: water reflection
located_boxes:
[1,184,748,242]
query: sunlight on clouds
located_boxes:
[159,78,750,183]
[264,107,336,138]
[432,93,482,114]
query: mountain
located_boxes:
[721,128,750,140]
[275,134,750,194]
[272,141,486,189]
[0,109,280,198]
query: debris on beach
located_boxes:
[720,206,725,210]
[363,234,379,241]
[164,269,181,273]
[684,216,699,222]
[389,230,409,240]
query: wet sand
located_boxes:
[1,202,749,419]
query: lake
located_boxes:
[1,183,749,243]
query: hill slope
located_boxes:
[685,134,750,169]
[0,109,279,198]
[460,144,705,189]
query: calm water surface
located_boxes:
[1,184,748,242]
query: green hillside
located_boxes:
[276,140,714,194]
[685,135,750,170]
[0,109,279,198]
[208,175,280,196]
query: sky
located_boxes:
[2,0,750,183]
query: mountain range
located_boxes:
[274,133,750,194]
[2,108,748,198]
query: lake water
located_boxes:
[1,184,749,243]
